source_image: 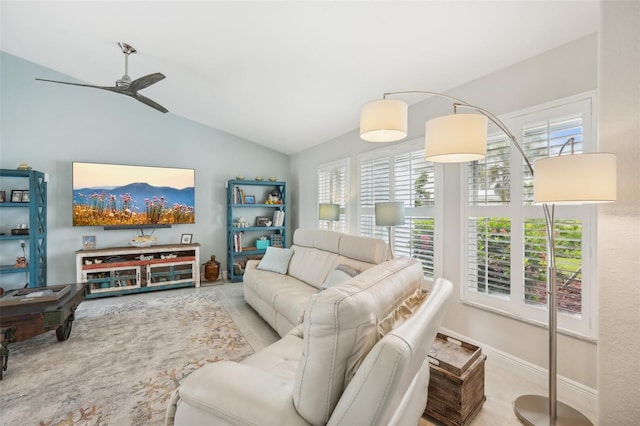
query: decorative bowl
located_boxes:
[255,176,263,181]
[268,176,277,182]
[236,175,244,180]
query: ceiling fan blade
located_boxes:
[128,73,166,92]
[131,92,169,113]
[35,78,117,91]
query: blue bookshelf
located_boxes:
[226,179,286,282]
[0,169,47,288]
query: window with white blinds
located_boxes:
[359,141,440,279]
[463,95,596,337]
[317,159,349,231]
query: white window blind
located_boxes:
[463,95,596,337]
[359,141,440,278]
[317,159,349,231]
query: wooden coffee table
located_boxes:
[0,283,86,379]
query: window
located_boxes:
[463,95,596,337]
[317,159,349,231]
[359,139,441,279]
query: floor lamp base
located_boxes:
[514,395,593,426]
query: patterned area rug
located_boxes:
[0,291,254,425]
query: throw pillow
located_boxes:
[257,246,294,274]
[320,264,360,291]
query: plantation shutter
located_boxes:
[467,130,512,296]
[463,95,595,336]
[359,157,389,238]
[522,113,584,315]
[359,143,438,278]
[317,159,349,231]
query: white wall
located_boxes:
[291,34,599,399]
[0,52,290,287]
[598,1,640,423]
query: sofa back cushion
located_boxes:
[288,229,389,289]
[337,233,387,265]
[288,246,339,288]
[292,257,423,426]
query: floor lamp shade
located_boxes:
[360,99,408,142]
[534,153,617,204]
[319,203,340,221]
[425,113,487,163]
[375,201,405,226]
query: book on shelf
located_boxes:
[233,232,244,252]
[271,209,285,226]
[233,187,247,204]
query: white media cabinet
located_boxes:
[75,243,200,299]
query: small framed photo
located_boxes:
[11,190,23,203]
[256,216,271,227]
[244,195,256,204]
[181,233,193,244]
[82,235,96,250]
[21,190,30,203]
[0,191,5,203]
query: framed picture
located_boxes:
[181,233,193,244]
[256,216,271,227]
[21,190,30,203]
[82,235,96,250]
[0,191,5,203]
[11,190,23,203]
[244,195,256,204]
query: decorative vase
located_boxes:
[204,255,221,281]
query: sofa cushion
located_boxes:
[337,233,387,264]
[244,267,318,332]
[258,246,295,274]
[287,245,339,289]
[292,257,423,426]
[293,228,342,252]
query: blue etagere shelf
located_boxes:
[0,169,47,288]
[226,179,286,282]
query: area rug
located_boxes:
[0,291,255,426]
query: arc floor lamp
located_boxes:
[360,91,616,426]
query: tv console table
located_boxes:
[75,243,200,299]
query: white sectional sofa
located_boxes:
[243,228,389,336]
[166,256,453,426]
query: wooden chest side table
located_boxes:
[423,333,486,426]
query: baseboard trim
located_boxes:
[439,327,598,422]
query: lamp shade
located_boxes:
[533,153,617,204]
[360,99,408,142]
[319,203,340,221]
[425,113,487,163]
[375,201,405,226]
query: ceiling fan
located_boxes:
[36,42,168,113]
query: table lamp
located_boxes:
[319,203,340,230]
[375,201,405,259]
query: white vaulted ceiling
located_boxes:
[0,1,600,154]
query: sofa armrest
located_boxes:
[245,259,260,271]
[170,361,309,426]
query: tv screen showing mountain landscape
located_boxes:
[72,162,195,226]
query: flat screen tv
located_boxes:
[72,162,195,228]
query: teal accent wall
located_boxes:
[0,52,290,287]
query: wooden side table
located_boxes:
[424,333,486,426]
[0,283,85,379]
